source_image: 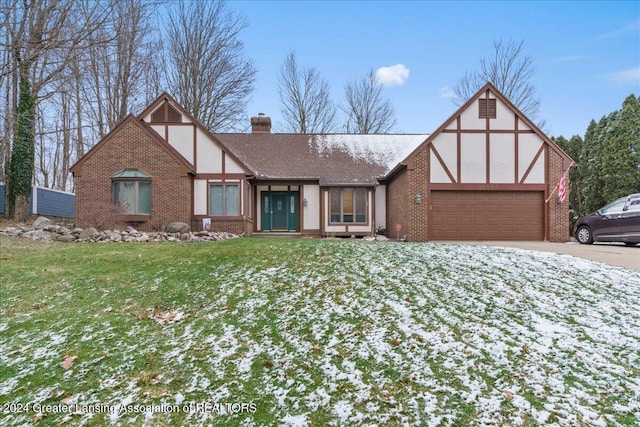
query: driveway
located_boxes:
[450,241,640,272]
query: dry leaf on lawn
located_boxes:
[62,356,77,370]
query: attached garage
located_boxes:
[430,191,544,240]
[387,83,574,242]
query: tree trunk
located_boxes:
[8,76,35,221]
[13,194,30,222]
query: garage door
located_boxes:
[430,191,544,240]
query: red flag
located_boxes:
[557,175,567,203]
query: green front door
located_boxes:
[272,193,288,230]
[261,191,299,232]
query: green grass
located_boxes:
[1,236,639,426]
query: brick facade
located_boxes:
[386,169,408,239]
[406,149,430,242]
[191,218,253,236]
[72,117,192,231]
[547,148,571,242]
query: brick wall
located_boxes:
[407,148,430,242]
[547,149,571,242]
[386,169,408,239]
[74,118,192,231]
[191,218,253,236]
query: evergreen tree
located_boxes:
[566,94,640,218]
[600,95,640,201]
[580,118,607,214]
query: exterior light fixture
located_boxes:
[415,192,422,204]
[303,198,308,207]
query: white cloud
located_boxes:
[375,64,410,87]
[439,86,455,99]
[608,67,640,84]
[593,18,640,40]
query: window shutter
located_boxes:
[479,99,487,118]
[488,99,496,118]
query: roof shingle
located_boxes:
[215,133,428,185]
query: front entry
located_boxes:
[262,191,299,231]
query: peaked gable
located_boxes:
[138,93,252,175]
[397,82,573,180]
[70,114,194,176]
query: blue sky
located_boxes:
[228,0,639,138]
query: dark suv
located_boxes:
[574,194,640,245]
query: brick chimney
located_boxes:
[251,113,271,133]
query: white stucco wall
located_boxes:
[491,98,516,130]
[375,185,386,229]
[460,135,486,183]
[459,103,486,130]
[431,134,457,183]
[225,156,245,174]
[167,126,194,164]
[518,134,544,183]
[196,128,222,173]
[303,185,320,230]
[194,179,208,215]
[490,134,515,183]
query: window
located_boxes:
[624,198,640,213]
[600,198,626,216]
[329,188,367,223]
[209,184,239,216]
[479,98,497,119]
[111,168,151,215]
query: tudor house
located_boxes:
[70,83,573,242]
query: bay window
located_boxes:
[111,168,151,215]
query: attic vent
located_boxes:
[151,101,182,123]
[479,98,496,119]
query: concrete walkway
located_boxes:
[449,241,640,272]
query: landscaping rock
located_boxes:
[56,234,76,243]
[55,226,70,235]
[78,227,99,240]
[32,216,54,229]
[164,222,190,233]
[2,221,241,244]
[22,229,44,240]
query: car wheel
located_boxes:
[576,226,593,244]
[624,242,638,247]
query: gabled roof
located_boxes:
[139,92,253,175]
[396,82,574,175]
[70,114,195,175]
[215,133,428,185]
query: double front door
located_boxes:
[262,191,299,231]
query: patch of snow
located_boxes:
[313,134,428,173]
[280,413,308,427]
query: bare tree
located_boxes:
[342,69,397,134]
[165,0,256,132]
[278,51,336,133]
[1,0,111,219]
[452,38,541,120]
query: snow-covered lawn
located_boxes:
[0,238,639,426]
